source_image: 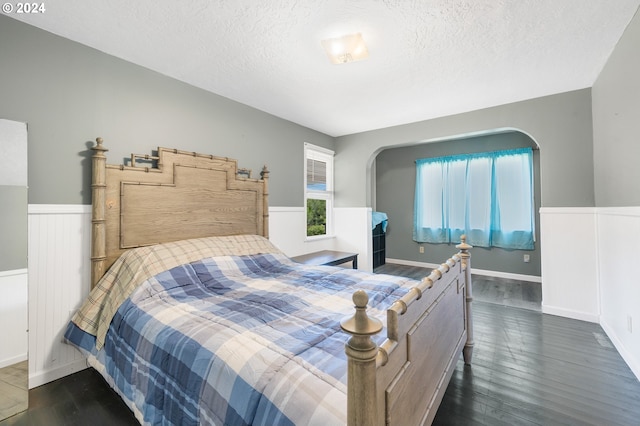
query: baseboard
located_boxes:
[269,206,304,213]
[541,304,599,323]
[386,258,542,283]
[0,354,27,369]
[0,268,28,278]
[29,358,88,389]
[600,318,640,381]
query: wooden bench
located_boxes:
[292,250,358,269]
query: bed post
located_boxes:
[91,137,108,288]
[341,290,382,426]
[456,235,474,364]
[260,165,269,238]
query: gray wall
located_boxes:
[593,8,640,207]
[0,119,28,271]
[0,186,27,271]
[376,132,541,276]
[335,89,594,276]
[0,15,334,207]
[335,89,594,210]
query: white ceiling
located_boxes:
[9,0,640,137]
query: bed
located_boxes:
[65,138,474,425]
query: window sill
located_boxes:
[304,234,336,242]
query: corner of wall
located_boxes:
[595,207,640,381]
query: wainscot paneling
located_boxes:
[334,207,373,272]
[28,205,91,388]
[269,207,371,270]
[539,207,599,322]
[268,207,336,257]
[540,206,640,381]
[0,269,28,368]
[596,207,640,380]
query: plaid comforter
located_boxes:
[65,238,418,425]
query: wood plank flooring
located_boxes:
[434,302,640,425]
[2,264,639,425]
[0,367,138,426]
[375,263,543,311]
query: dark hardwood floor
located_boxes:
[2,264,639,425]
[0,368,138,426]
[433,302,640,425]
[376,263,543,312]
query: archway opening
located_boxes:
[371,129,542,284]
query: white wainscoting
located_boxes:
[540,206,640,380]
[269,207,372,270]
[0,269,28,368]
[28,204,91,388]
[268,207,337,257]
[334,207,373,272]
[539,207,599,322]
[595,207,640,380]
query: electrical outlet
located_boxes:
[523,254,530,263]
[628,315,633,333]
[419,246,424,254]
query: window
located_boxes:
[413,148,534,249]
[304,143,334,238]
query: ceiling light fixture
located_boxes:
[321,33,369,64]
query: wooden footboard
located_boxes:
[342,240,473,426]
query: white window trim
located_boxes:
[304,143,335,240]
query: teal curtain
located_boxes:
[413,148,534,249]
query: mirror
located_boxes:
[0,119,28,420]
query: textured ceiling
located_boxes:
[8,0,640,136]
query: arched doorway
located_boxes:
[371,129,541,280]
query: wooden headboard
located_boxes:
[90,138,270,288]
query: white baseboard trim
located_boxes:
[539,207,598,215]
[269,206,304,213]
[29,358,88,389]
[0,354,27,369]
[600,318,640,381]
[541,304,599,324]
[0,268,28,278]
[386,258,542,283]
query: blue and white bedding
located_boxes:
[65,236,418,425]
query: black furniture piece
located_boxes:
[372,222,386,268]
[292,250,358,269]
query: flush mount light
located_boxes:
[321,33,369,64]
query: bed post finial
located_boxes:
[456,235,474,365]
[91,138,108,288]
[260,165,269,238]
[340,290,382,426]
